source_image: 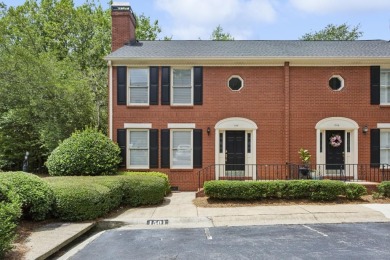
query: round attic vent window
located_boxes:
[329,75,344,91]
[228,76,244,91]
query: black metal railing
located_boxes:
[197,163,390,190]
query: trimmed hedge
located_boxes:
[345,183,368,200]
[46,174,167,221]
[46,128,121,176]
[0,172,54,220]
[0,184,22,258]
[377,181,390,197]
[119,171,171,195]
[119,175,166,206]
[204,180,367,201]
[47,178,114,221]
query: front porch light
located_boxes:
[362,125,368,134]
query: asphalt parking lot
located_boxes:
[68,223,390,260]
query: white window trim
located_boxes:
[170,129,193,169]
[128,67,149,106]
[127,129,149,169]
[227,75,244,92]
[168,123,196,129]
[380,69,390,105]
[124,123,152,129]
[328,75,344,91]
[380,129,390,165]
[171,67,193,106]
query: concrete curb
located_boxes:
[24,222,95,260]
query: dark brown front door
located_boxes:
[225,131,245,171]
[326,130,345,170]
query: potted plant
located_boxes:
[298,148,311,178]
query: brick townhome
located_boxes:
[105,3,390,191]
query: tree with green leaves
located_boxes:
[300,23,363,40]
[211,25,234,40]
[0,0,169,172]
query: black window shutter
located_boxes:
[117,129,127,167]
[193,66,203,105]
[161,129,170,168]
[149,67,159,105]
[370,129,380,167]
[193,129,203,168]
[370,66,380,105]
[149,129,159,168]
[117,66,127,105]
[161,67,170,105]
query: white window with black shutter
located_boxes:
[161,67,203,106]
[116,124,159,169]
[161,123,202,169]
[116,66,159,106]
[380,69,390,105]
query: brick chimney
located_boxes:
[111,2,137,52]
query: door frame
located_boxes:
[315,117,359,180]
[215,117,258,180]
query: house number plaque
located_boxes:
[147,220,169,225]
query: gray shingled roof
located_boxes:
[106,40,390,59]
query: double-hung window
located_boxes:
[171,130,193,168]
[172,68,193,105]
[381,130,390,164]
[129,68,149,105]
[128,130,149,168]
[381,70,390,105]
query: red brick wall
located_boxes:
[111,65,389,190]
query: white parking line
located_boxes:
[204,228,213,240]
[302,225,328,237]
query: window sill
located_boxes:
[379,104,390,108]
[126,105,150,108]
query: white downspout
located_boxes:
[108,60,113,140]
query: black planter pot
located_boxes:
[299,166,310,179]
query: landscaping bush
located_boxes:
[47,177,114,221]
[120,175,166,206]
[0,172,54,220]
[120,171,171,195]
[377,181,390,197]
[204,180,360,201]
[309,181,345,201]
[46,174,167,221]
[0,184,22,257]
[46,128,121,176]
[344,183,367,200]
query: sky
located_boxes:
[4,0,390,40]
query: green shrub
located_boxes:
[120,171,171,195]
[120,175,166,206]
[46,128,121,176]
[47,177,114,221]
[46,174,166,221]
[344,183,367,199]
[0,185,22,257]
[0,172,54,220]
[309,181,345,201]
[204,180,355,201]
[378,181,390,197]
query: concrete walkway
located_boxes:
[23,192,390,259]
